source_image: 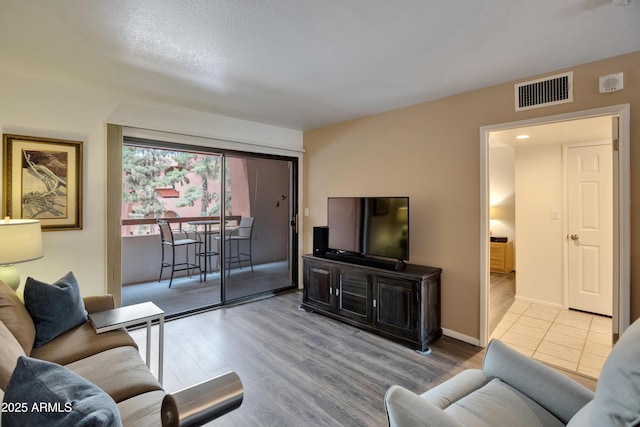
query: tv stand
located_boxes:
[301,254,442,353]
[324,252,405,271]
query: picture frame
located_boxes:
[2,134,83,231]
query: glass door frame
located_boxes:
[220,150,299,304]
[120,136,299,311]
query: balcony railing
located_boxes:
[121,216,242,235]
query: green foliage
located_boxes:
[174,154,232,216]
[122,146,231,222]
[122,147,173,218]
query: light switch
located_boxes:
[304,208,309,217]
[551,209,560,220]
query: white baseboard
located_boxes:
[514,295,563,310]
[442,298,563,349]
[442,328,480,346]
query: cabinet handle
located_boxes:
[336,288,340,296]
[330,287,333,295]
[373,299,377,308]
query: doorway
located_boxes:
[479,105,631,349]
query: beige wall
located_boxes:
[515,143,564,306]
[489,145,515,241]
[303,51,640,340]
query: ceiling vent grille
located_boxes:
[515,71,573,111]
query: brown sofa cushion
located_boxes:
[0,281,36,354]
[83,295,116,314]
[66,346,163,403]
[117,390,165,427]
[0,320,25,389]
[30,321,137,365]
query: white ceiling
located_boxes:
[1,1,639,131]
[490,115,613,148]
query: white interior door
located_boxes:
[567,144,612,316]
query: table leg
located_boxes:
[204,225,209,280]
[207,226,213,272]
[159,316,164,385]
[146,319,151,370]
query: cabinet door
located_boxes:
[374,276,417,338]
[334,267,371,323]
[304,261,333,311]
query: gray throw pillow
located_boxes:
[590,318,640,426]
[24,272,88,347]
[2,355,122,426]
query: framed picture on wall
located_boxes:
[2,134,83,231]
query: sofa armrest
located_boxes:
[161,371,243,427]
[482,339,594,424]
[385,385,465,427]
[83,295,115,314]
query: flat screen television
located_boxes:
[327,197,409,260]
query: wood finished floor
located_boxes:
[130,290,486,426]
[490,271,516,333]
[131,289,597,426]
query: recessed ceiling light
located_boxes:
[516,134,530,140]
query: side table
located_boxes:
[89,301,165,384]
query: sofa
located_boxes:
[0,276,242,426]
[385,316,640,426]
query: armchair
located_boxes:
[386,317,640,426]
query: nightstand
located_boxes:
[490,241,514,274]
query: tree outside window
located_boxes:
[122,146,230,235]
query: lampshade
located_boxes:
[490,205,506,220]
[0,219,43,290]
[0,219,43,264]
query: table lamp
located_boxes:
[0,218,43,290]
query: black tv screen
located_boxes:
[327,197,409,260]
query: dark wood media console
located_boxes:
[301,254,442,353]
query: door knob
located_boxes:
[570,234,579,241]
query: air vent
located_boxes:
[515,71,573,111]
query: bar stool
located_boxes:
[157,219,202,287]
[219,217,255,276]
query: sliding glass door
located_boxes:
[222,155,297,301]
[120,137,297,316]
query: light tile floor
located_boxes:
[491,300,612,378]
